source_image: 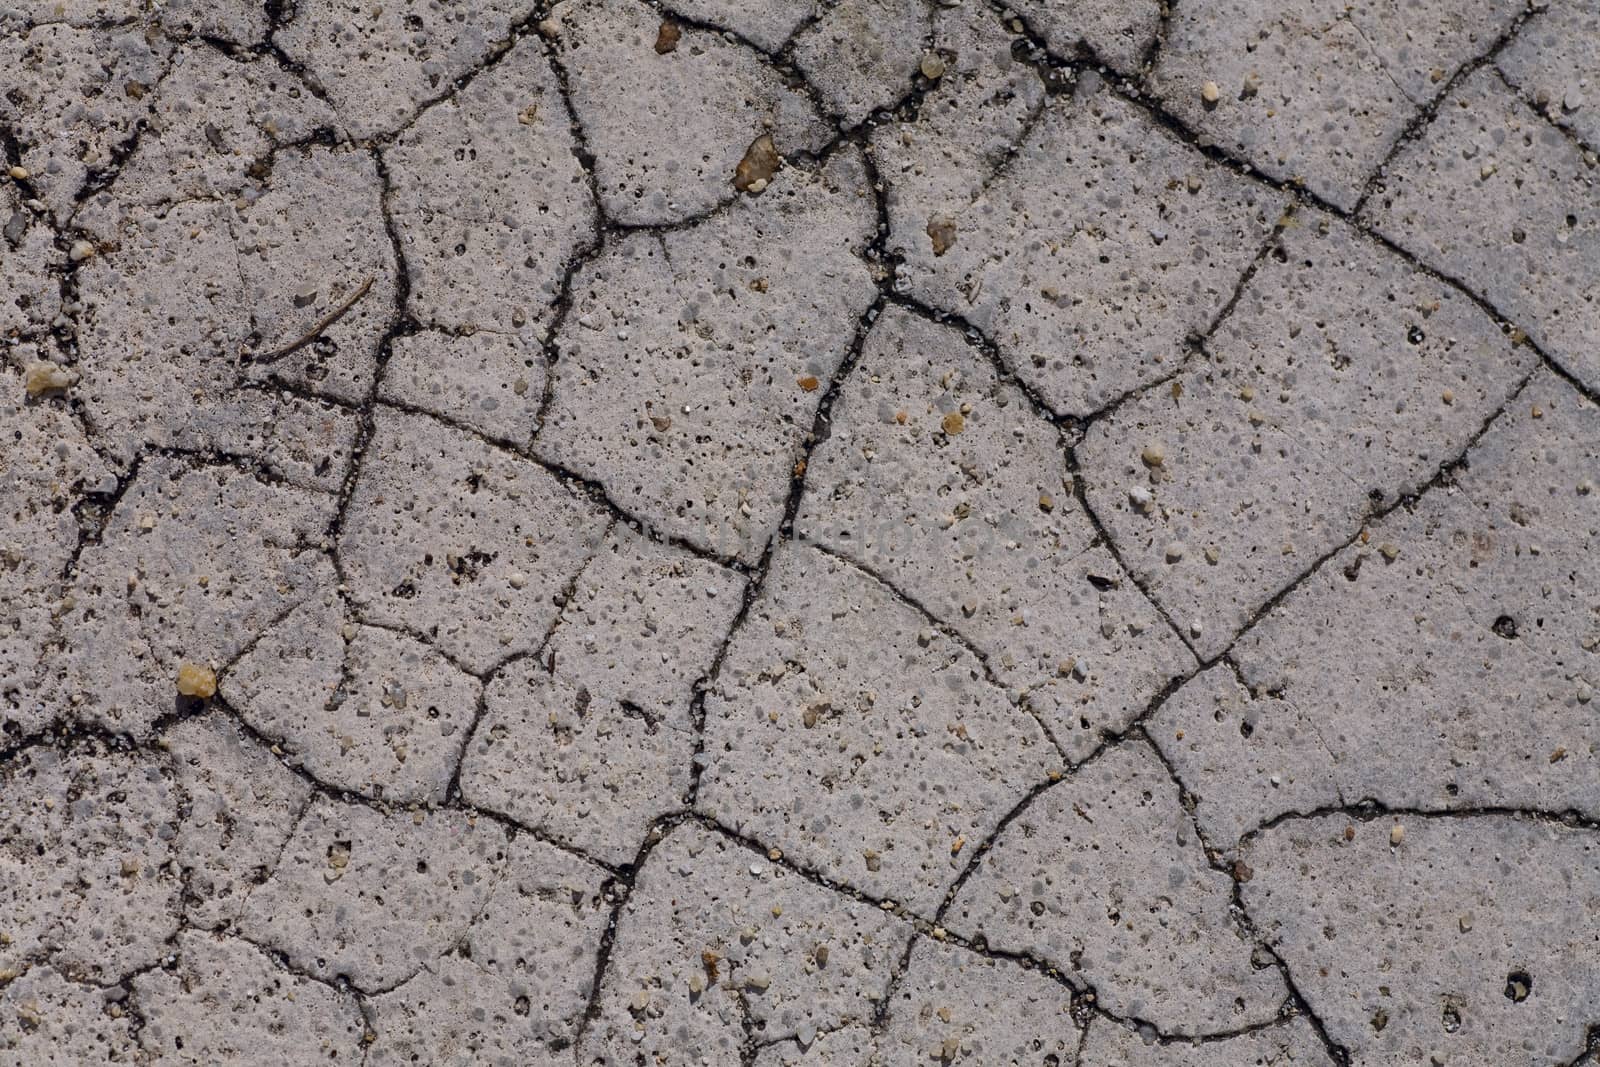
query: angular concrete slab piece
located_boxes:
[663,0,817,52]
[381,329,547,446]
[1148,0,1521,209]
[225,595,483,804]
[945,741,1286,1035]
[1150,665,1341,849]
[133,931,367,1063]
[461,526,745,863]
[339,409,609,673]
[700,542,1059,914]
[551,0,829,226]
[367,836,608,1061]
[385,36,598,337]
[0,965,134,1064]
[0,25,171,218]
[1231,369,1600,822]
[580,822,911,1062]
[163,714,315,931]
[1242,813,1600,1065]
[536,151,877,564]
[1010,0,1161,73]
[878,939,1082,1064]
[276,0,537,139]
[891,82,1285,418]
[796,306,1194,759]
[790,0,930,125]
[1498,3,1600,149]
[51,459,335,739]
[1079,210,1534,660]
[0,369,114,737]
[239,797,531,991]
[1362,69,1600,393]
[0,743,179,984]
[107,46,336,209]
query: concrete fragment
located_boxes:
[890,82,1284,417]
[553,0,829,225]
[134,931,366,1063]
[339,409,609,673]
[1229,370,1600,822]
[0,743,179,983]
[225,596,483,804]
[581,823,910,1062]
[536,151,877,564]
[790,0,930,125]
[945,741,1286,1035]
[1362,69,1600,392]
[462,526,745,863]
[699,542,1059,914]
[1149,0,1521,208]
[1080,210,1534,659]
[164,714,315,930]
[385,37,597,336]
[1243,813,1600,1065]
[797,307,1193,759]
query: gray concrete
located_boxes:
[2,0,1597,1063]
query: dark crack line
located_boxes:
[1351,5,1535,216]
[1195,365,1540,670]
[804,540,1074,763]
[1135,729,1353,1065]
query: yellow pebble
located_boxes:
[176,662,217,699]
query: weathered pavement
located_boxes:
[2,0,1598,1062]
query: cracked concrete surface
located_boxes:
[2,0,1598,1062]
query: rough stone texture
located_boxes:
[384,36,597,337]
[888,80,1286,418]
[225,596,483,804]
[239,797,603,993]
[133,931,367,1063]
[1079,209,1535,660]
[9,2,1600,1060]
[0,964,135,1064]
[536,151,877,564]
[107,46,336,209]
[0,183,63,338]
[663,0,815,53]
[1243,813,1600,1065]
[1497,3,1600,149]
[0,743,179,984]
[275,0,535,139]
[700,542,1059,914]
[1012,0,1161,72]
[47,458,335,739]
[1150,665,1340,850]
[461,525,745,864]
[339,409,609,672]
[0,24,172,218]
[0,367,114,736]
[163,714,314,930]
[552,0,830,226]
[797,306,1194,759]
[1227,369,1600,824]
[365,836,608,1061]
[1149,0,1522,210]
[878,939,1082,1063]
[581,823,911,1062]
[946,742,1286,1035]
[790,0,929,126]
[381,329,547,446]
[1362,68,1600,393]
[1080,1015,1337,1066]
